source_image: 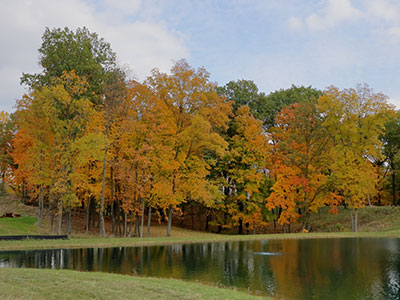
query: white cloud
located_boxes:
[101,0,142,16]
[100,22,189,79]
[0,0,189,112]
[365,0,400,44]
[305,0,362,31]
[288,17,303,30]
[387,26,400,41]
[366,0,400,24]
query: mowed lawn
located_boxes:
[0,268,270,300]
[0,215,40,235]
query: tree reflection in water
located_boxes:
[1,238,399,300]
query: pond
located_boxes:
[1,238,400,300]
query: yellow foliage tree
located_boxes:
[146,60,231,236]
[317,85,394,232]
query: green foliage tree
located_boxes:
[382,112,400,205]
[261,85,322,129]
[217,80,266,116]
[215,106,270,234]
[21,26,117,104]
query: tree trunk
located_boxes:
[1,172,5,194]
[123,211,127,237]
[180,205,185,226]
[191,204,195,230]
[140,199,145,238]
[166,206,173,237]
[354,209,358,232]
[66,205,72,235]
[111,201,116,235]
[350,209,354,232]
[57,200,63,234]
[134,215,140,237]
[99,126,109,237]
[37,185,44,227]
[128,213,133,237]
[49,195,55,232]
[146,206,152,237]
[238,218,243,235]
[205,213,210,231]
[110,167,115,234]
[392,168,397,206]
[85,197,91,234]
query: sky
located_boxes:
[1,0,400,112]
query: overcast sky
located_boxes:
[1,0,400,112]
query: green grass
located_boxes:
[0,268,269,300]
[0,215,39,235]
[310,206,400,232]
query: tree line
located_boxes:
[0,27,398,236]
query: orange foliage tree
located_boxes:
[267,100,340,230]
[0,111,14,195]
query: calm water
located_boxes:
[1,238,400,300]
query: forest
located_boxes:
[0,27,399,237]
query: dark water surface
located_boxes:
[1,238,400,300]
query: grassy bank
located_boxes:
[0,268,269,300]
[1,229,400,251]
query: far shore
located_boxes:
[1,228,399,251]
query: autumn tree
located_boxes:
[13,72,93,231]
[13,91,56,227]
[146,60,231,236]
[0,111,14,194]
[97,69,128,236]
[318,85,394,232]
[266,100,339,230]
[213,106,270,234]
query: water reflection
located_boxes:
[1,238,400,300]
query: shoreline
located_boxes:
[1,229,399,251]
